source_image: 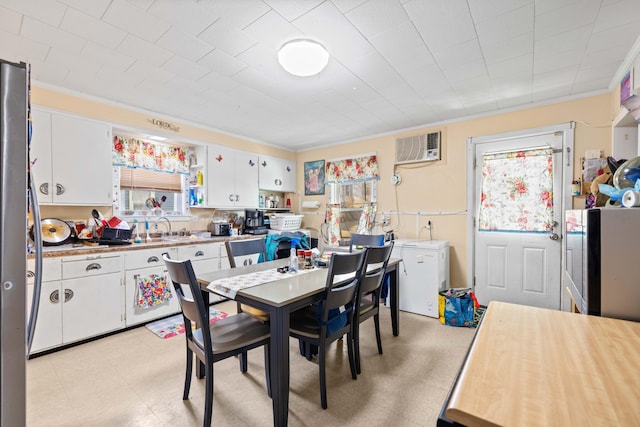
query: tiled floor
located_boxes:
[27,300,475,426]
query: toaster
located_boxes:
[208,221,230,236]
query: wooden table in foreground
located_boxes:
[440,301,640,427]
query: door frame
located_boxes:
[466,122,575,308]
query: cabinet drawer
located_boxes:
[27,257,62,284]
[125,247,177,270]
[177,242,221,260]
[62,255,122,279]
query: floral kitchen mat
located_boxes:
[145,306,227,339]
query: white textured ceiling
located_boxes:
[2,0,640,151]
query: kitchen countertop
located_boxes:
[33,235,256,258]
[443,301,640,426]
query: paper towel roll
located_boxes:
[302,200,320,209]
[622,190,640,208]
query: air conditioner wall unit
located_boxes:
[395,131,441,165]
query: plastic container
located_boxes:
[269,214,303,231]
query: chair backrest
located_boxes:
[163,254,211,352]
[358,241,395,297]
[349,233,384,252]
[225,238,267,268]
[320,251,368,329]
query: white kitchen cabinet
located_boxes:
[177,242,225,303]
[30,109,112,205]
[27,254,124,353]
[27,257,62,353]
[123,247,179,327]
[207,145,259,208]
[60,254,124,342]
[258,155,296,193]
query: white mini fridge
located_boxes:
[391,239,450,318]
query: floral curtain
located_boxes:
[325,205,342,246]
[478,147,553,232]
[356,204,377,234]
[325,155,379,183]
[112,135,190,174]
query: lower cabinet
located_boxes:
[123,247,180,327]
[27,258,62,353]
[28,254,124,354]
[177,242,226,303]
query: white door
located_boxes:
[469,124,573,310]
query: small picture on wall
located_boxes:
[304,160,325,195]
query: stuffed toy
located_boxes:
[589,157,626,207]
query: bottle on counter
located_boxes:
[289,244,297,273]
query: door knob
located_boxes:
[549,233,559,240]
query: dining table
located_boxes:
[196,257,401,427]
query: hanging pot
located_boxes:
[31,218,73,246]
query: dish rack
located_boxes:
[269,214,303,231]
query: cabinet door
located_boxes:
[258,156,280,191]
[62,272,123,343]
[280,158,296,193]
[207,145,237,207]
[234,150,259,208]
[27,280,63,353]
[30,109,53,204]
[124,266,181,327]
[398,247,440,318]
[51,114,112,205]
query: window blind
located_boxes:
[120,167,182,192]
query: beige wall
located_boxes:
[296,93,613,287]
[34,84,617,287]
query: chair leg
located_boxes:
[319,346,327,409]
[203,361,214,427]
[353,322,362,375]
[239,351,248,373]
[183,347,193,400]
[374,313,383,354]
[347,331,357,380]
[264,344,272,398]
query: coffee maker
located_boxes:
[243,209,268,235]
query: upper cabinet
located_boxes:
[31,109,112,205]
[258,155,296,193]
[206,145,259,208]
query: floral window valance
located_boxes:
[478,147,553,232]
[325,155,379,183]
[112,135,190,175]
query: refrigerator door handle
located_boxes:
[27,164,43,354]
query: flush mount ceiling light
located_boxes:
[278,39,329,77]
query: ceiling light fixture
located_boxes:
[278,39,329,77]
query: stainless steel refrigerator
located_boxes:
[1,58,43,425]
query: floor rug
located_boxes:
[145,307,228,339]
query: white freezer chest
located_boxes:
[391,239,449,318]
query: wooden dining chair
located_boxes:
[224,238,270,324]
[289,250,368,409]
[349,233,384,252]
[163,254,271,427]
[353,241,394,375]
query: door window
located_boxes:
[478,147,553,232]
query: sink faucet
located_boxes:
[154,216,172,239]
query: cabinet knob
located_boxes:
[195,250,204,257]
[39,183,49,195]
[64,289,74,302]
[27,270,35,278]
[49,290,59,304]
[235,194,239,202]
[56,184,65,196]
[228,194,234,202]
[147,256,160,263]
